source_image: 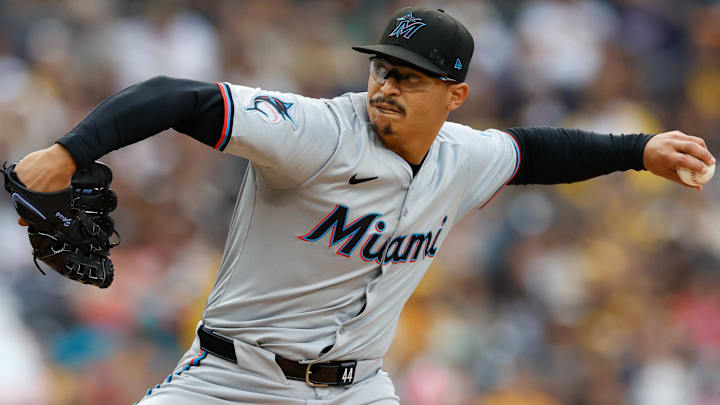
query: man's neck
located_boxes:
[376,126,440,164]
[381,137,433,165]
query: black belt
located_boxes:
[198,325,357,387]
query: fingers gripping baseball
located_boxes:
[643,130,716,189]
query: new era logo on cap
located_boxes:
[352,7,475,82]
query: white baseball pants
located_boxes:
[135,335,399,404]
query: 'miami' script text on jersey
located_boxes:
[298,204,447,263]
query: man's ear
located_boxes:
[447,82,469,112]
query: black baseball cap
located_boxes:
[353,7,474,82]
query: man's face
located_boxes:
[366,57,454,140]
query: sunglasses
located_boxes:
[369,57,457,92]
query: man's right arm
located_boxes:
[15,76,225,199]
[15,76,342,195]
[57,76,226,168]
[12,76,225,226]
[14,76,225,193]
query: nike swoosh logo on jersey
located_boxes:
[349,174,378,185]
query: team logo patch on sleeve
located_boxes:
[245,95,298,129]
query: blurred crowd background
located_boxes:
[1,0,719,404]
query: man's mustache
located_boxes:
[370,96,406,115]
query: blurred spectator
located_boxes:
[516,0,619,92]
[108,0,220,88]
[0,285,49,405]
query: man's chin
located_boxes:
[371,104,408,134]
[370,120,394,137]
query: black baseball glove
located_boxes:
[2,161,120,288]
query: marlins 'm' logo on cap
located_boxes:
[388,13,426,40]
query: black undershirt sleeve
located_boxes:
[505,127,654,185]
[56,76,224,168]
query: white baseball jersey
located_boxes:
[201,83,519,362]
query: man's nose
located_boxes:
[380,76,401,96]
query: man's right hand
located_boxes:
[14,143,78,226]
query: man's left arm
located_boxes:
[506,127,715,189]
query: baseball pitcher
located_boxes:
[5,7,714,405]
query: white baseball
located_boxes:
[677,163,715,186]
